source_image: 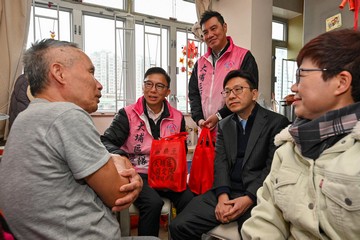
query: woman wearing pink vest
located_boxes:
[101,67,194,237]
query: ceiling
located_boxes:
[273,6,302,20]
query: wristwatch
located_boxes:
[215,112,222,121]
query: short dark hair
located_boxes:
[144,67,171,86]
[223,70,258,89]
[297,28,360,102]
[23,39,79,96]
[200,10,225,27]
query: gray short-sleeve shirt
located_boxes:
[0,99,120,239]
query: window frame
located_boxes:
[271,18,292,105]
[28,0,198,115]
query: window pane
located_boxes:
[175,0,197,23]
[272,22,285,41]
[135,0,171,19]
[84,15,126,112]
[135,0,197,24]
[176,30,205,113]
[274,48,286,102]
[82,0,124,10]
[274,48,296,103]
[116,21,136,107]
[135,24,169,101]
[27,4,71,48]
[145,32,161,68]
[28,0,196,115]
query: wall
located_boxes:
[288,15,303,60]
[303,0,358,44]
[273,0,303,13]
[91,113,115,135]
[213,0,273,106]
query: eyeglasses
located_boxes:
[296,68,327,84]
[143,80,168,91]
[220,85,251,98]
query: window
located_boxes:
[28,0,198,114]
[27,2,71,47]
[83,14,130,111]
[272,21,286,41]
[134,0,197,24]
[135,23,169,101]
[82,0,124,10]
[274,48,296,103]
[176,30,204,113]
[272,20,293,105]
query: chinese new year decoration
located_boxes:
[339,0,355,10]
[179,41,199,75]
[339,0,360,29]
[50,31,56,39]
[48,2,56,39]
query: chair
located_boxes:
[0,211,16,240]
[207,222,241,240]
[118,197,172,240]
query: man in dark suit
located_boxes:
[169,70,289,239]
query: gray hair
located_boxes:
[23,39,79,96]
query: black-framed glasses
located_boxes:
[296,68,327,84]
[220,85,251,98]
[143,80,168,91]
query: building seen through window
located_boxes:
[272,20,295,105]
[27,0,199,113]
[27,1,287,115]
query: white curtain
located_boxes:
[195,0,212,19]
[0,0,32,139]
[192,0,212,41]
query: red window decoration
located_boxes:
[179,41,199,75]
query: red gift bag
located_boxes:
[188,127,215,195]
[148,132,188,192]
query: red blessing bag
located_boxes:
[148,132,188,192]
[188,127,215,195]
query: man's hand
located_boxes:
[222,195,253,222]
[198,119,206,128]
[203,114,219,131]
[215,193,232,223]
[111,155,143,212]
[284,94,295,106]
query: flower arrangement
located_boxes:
[179,41,199,75]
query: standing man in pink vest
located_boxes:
[189,10,258,138]
[101,67,194,237]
